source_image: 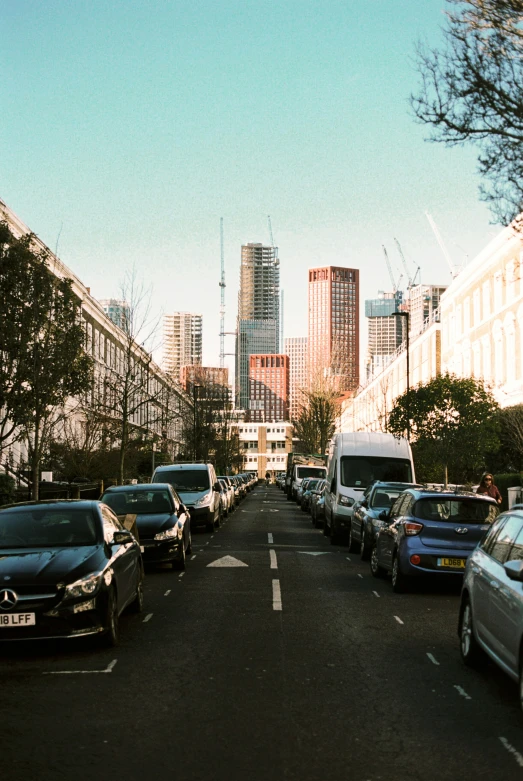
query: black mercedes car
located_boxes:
[0,500,143,645]
[100,484,191,570]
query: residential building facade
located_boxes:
[162,312,202,381]
[235,422,293,478]
[248,354,289,423]
[99,299,130,333]
[365,292,404,381]
[308,265,360,392]
[284,336,308,420]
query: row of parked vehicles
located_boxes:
[0,463,258,647]
[280,471,523,712]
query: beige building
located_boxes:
[235,422,293,478]
[340,220,523,432]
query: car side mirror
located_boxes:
[361,498,368,508]
[378,510,389,521]
[504,560,523,581]
[112,529,133,545]
[213,483,221,492]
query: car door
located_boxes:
[170,487,189,551]
[101,506,138,610]
[378,493,410,571]
[486,516,523,671]
[470,518,507,644]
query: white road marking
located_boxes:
[270,549,278,569]
[454,685,472,700]
[299,552,330,556]
[394,615,404,625]
[268,533,273,543]
[499,737,523,768]
[207,555,249,567]
[178,572,185,578]
[358,574,363,579]
[272,579,282,611]
[372,591,380,597]
[164,589,171,596]
[191,555,196,560]
[44,658,118,675]
[346,557,351,562]
[260,509,279,512]
[143,613,153,623]
[426,653,440,666]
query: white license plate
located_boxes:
[0,612,36,627]
[140,546,144,553]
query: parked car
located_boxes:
[100,484,191,571]
[350,481,421,559]
[301,478,322,512]
[459,509,523,709]
[217,476,236,510]
[152,462,221,532]
[0,499,143,645]
[370,488,499,592]
[310,481,326,528]
[296,477,314,506]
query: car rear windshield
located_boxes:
[102,489,173,515]
[155,469,210,492]
[340,457,412,488]
[306,480,321,492]
[370,489,404,509]
[0,507,98,548]
[297,467,326,479]
[413,498,499,524]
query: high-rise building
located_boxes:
[308,266,360,392]
[248,354,289,422]
[162,312,202,380]
[407,284,447,337]
[180,366,229,395]
[235,243,280,409]
[99,299,130,333]
[284,336,308,420]
[365,292,404,381]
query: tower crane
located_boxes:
[382,245,402,294]
[219,218,226,368]
[394,237,420,289]
[425,211,457,278]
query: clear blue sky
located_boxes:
[1,0,495,376]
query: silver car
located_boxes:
[459,509,523,709]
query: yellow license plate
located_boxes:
[438,557,466,569]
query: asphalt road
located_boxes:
[2,485,523,781]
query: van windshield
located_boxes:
[297,467,327,480]
[154,469,210,492]
[340,457,412,488]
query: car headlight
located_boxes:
[194,493,212,508]
[65,572,104,598]
[371,518,384,528]
[154,526,179,541]
[338,495,355,507]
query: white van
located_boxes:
[324,432,415,543]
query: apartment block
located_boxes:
[365,292,404,381]
[99,299,130,333]
[248,354,289,422]
[284,336,308,420]
[163,312,202,380]
[235,422,293,478]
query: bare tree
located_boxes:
[411,0,523,224]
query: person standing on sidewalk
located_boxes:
[476,473,502,505]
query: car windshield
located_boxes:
[370,489,404,509]
[340,457,412,488]
[297,467,326,479]
[155,469,210,492]
[413,498,499,524]
[0,507,98,548]
[306,480,320,492]
[102,489,173,515]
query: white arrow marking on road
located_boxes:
[207,555,249,567]
[44,659,118,675]
[298,552,330,556]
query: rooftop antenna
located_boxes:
[219,218,226,368]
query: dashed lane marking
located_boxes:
[270,549,278,569]
[164,589,171,596]
[358,574,363,579]
[427,653,440,666]
[394,615,404,625]
[346,557,351,562]
[499,737,523,768]
[372,591,380,597]
[454,685,472,700]
[178,572,185,578]
[272,579,282,611]
[143,613,153,623]
[191,555,196,560]
[268,533,273,543]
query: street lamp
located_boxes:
[392,311,410,441]
[193,383,201,462]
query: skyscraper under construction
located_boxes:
[235,243,280,411]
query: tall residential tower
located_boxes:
[162,312,202,381]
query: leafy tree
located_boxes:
[411,0,523,223]
[490,404,523,472]
[387,373,500,484]
[0,223,93,498]
[293,388,339,457]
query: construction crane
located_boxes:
[394,237,420,288]
[268,215,275,248]
[382,245,402,293]
[425,211,457,278]
[219,218,226,368]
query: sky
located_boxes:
[1,0,497,380]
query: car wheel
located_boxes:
[314,514,323,529]
[103,588,119,647]
[174,544,186,571]
[391,554,409,593]
[370,544,386,578]
[186,530,192,555]
[330,519,339,545]
[347,524,357,553]
[359,531,370,561]
[459,595,483,666]
[129,570,144,614]
[323,515,331,536]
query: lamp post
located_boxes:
[193,383,201,462]
[392,311,410,441]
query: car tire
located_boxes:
[459,595,483,666]
[391,554,410,593]
[347,523,358,553]
[323,515,331,536]
[330,519,339,545]
[174,544,186,571]
[103,588,119,647]
[129,570,144,614]
[370,544,386,578]
[186,530,192,555]
[359,531,370,561]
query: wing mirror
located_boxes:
[378,510,390,521]
[504,560,523,581]
[361,498,368,508]
[112,529,134,545]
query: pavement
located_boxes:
[1,484,523,781]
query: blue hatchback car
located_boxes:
[370,488,499,592]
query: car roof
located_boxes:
[402,488,497,503]
[102,483,173,493]
[0,499,97,513]
[154,463,210,471]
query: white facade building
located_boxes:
[235,422,293,478]
[162,312,203,381]
[284,336,308,420]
